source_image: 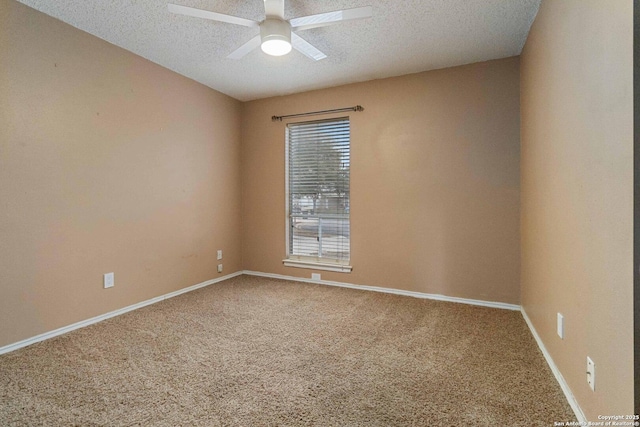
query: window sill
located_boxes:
[283,259,352,273]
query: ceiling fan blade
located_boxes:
[290,6,372,31]
[168,3,259,28]
[227,35,262,60]
[291,33,327,61]
[263,0,285,19]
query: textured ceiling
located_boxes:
[16,0,541,101]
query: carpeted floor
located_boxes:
[0,275,575,426]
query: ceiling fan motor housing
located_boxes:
[260,18,292,56]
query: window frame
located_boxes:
[283,116,353,273]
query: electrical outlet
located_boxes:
[311,273,321,280]
[557,313,564,339]
[217,264,223,273]
[103,272,114,289]
[586,357,595,391]
[217,250,222,260]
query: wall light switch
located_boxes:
[217,250,222,260]
[557,313,564,339]
[586,356,595,391]
[103,272,114,289]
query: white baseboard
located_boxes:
[520,308,586,423]
[242,270,521,311]
[0,271,243,355]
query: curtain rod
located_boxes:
[272,105,364,122]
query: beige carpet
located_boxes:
[0,275,575,426]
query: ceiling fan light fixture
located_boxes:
[260,18,292,56]
[261,38,291,56]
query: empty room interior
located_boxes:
[0,0,634,425]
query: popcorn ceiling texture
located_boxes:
[15,0,541,101]
[0,275,575,426]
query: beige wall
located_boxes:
[520,0,633,419]
[242,57,521,304]
[0,0,243,347]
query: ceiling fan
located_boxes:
[168,0,372,60]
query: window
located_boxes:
[284,117,352,272]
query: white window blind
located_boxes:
[286,118,350,267]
